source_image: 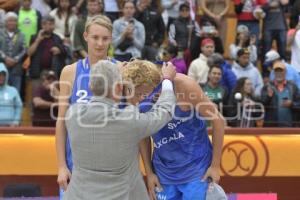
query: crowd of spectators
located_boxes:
[1,0,300,127]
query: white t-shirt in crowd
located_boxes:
[104,0,119,12]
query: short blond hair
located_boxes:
[122,60,162,89]
[85,15,112,33]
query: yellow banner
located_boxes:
[0,134,300,176]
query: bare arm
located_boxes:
[33,97,54,108]
[220,0,230,16]
[139,138,153,174]
[55,64,75,190]
[27,30,44,56]
[178,75,225,181]
[200,0,216,18]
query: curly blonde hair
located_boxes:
[122,60,162,89]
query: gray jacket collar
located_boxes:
[90,96,116,106]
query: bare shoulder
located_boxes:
[60,62,77,84]
[174,73,203,96]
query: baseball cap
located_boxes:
[179,2,190,11]
[237,25,249,34]
[265,50,280,63]
[237,48,250,57]
[206,183,227,200]
[273,61,285,70]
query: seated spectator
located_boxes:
[264,50,300,89]
[50,0,78,64]
[27,15,67,91]
[190,16,224,61]
[32,70,58,127]
[0,63,23,126]
[135,0,165,61]
[17,0,42,47]
[227,77,263,127]
[232,48,263,96]
[261,61,300,127]
[0,12,27,93]
[112,0,145,61]
[72,0,104,58]
[229,25,257,64]
[188,38,215,84]
[207,53,237,93]
[158,44,187,74]
[201,65,229,115]
[50,0,77,43]
[169,2,201,65]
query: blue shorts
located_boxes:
[156,179,208,200]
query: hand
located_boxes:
[162,62,176,81]
[243,98,255,107]
[5,57,17,67]
[267,86,274,97]
[51,47,61,55]
[282,99,292,108]
[57,166,71,191]
[214,15,222,22]
[147,173,162,200]
[49,82,60,100]
[63,37,71,45]
[37,30,46,41]
[250,35,257,45]
[202,166,220,184]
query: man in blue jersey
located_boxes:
[122,60,225,200]
[55,15,114,198]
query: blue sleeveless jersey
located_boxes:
[66,58,117,170]
[139,83,212,185]
[66,59,92,170]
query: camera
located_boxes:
[202,26,215,34]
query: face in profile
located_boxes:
[125,83,155,105]
[84,24,112,58]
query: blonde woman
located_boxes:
[55,15,113,198]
